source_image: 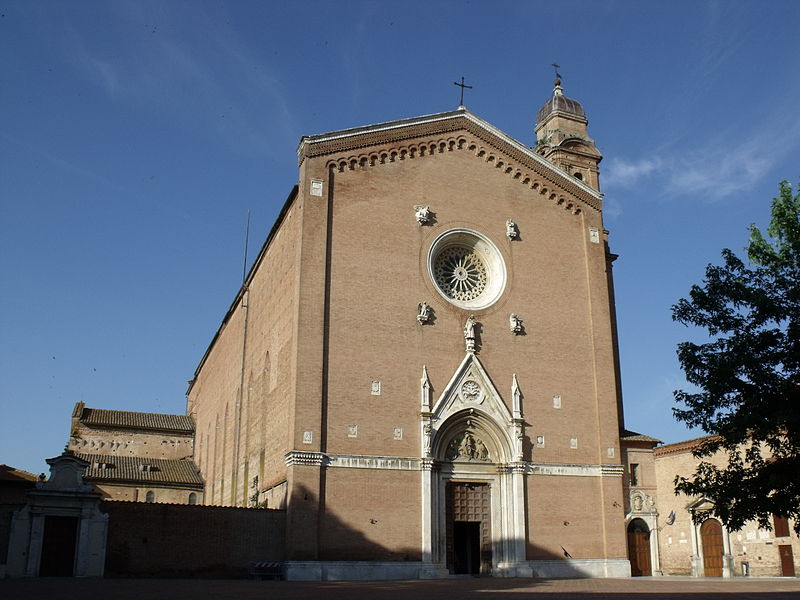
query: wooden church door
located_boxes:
[700,518,724,577]
[446,482,492,575]
[627,518,652,576]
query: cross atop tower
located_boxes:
[551,63,562,86]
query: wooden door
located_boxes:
[700,518,724,577]
[446,482,492,575]
[779,545,795,577]
[627,519,652,576]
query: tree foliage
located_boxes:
[672,180,800,533]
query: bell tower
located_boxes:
[534,77,602,190]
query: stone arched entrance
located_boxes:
[687,499,734,578]
[418,356,530,578]
[434,414,509,575]
[627,518,652,576]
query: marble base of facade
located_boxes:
[283,558,631,581]
[527,558,631,578]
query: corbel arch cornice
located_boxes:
[322,132,594,216]
[301,111,602,214]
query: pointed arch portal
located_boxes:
[419,354,530,577]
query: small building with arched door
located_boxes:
[652,438,799,578]
[685,499,734,577]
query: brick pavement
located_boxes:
[2,577,800,600]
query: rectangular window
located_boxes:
[630,463,640,487]
[773,515,790,538]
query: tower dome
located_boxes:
[535,79,586,125]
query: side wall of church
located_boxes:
[293,134,625,560]
[188,198,302,507]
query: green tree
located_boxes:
[672,180,800,533]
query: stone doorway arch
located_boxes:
[687,498,733,578]
[434,411,509,576]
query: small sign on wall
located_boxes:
[310,179,323,197]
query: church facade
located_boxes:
[185,82,632,579]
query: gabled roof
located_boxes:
[654,435,720,457]
[74,452,203,487]
[297,107,602,205]
[75,404,194,434]
[0,464,39,483]
[621,429,662,444]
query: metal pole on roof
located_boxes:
[242,209,251,286]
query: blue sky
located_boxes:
[2,1,799,475]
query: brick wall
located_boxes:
[103,501,285,577]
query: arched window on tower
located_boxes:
[188,492,197,505]
[145,490,155,503]
[574,171,583,181]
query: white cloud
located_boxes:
[603,157,663,189]
[604,107,800,203]
[667,115,800,201]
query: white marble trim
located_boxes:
[285,451,624,477]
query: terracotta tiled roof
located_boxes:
[653,435,720,457]
[74,453,203,487]
[78,407,194,434]
[620,429,662,443]
[0,464,39,482]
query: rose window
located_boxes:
[427,229,506,310]
[433,247,488,302]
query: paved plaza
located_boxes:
[2,577,800,600]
